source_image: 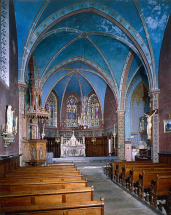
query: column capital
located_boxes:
[148,89,160,99]
[149,89,160,111]
[116,109,125,115]
[18,81,28,92]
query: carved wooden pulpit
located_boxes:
[22,139,47,166]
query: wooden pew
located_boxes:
[104,162,112,178]
[150,175,171,208]
[129,166,171,192]
[48,162,74,166]
[10,168,78,174]
[0,187,94,208]
[0,163,103,215]
[114,160,152,182]
[1,199,104,215]
[0,174,84,183]
[166,188,171,215]
[5,170,80,178]
[121,163,169,187]
[0,180,88,192]
[14,165,76,171]
[138,170,171,199]
[10,165,77,172]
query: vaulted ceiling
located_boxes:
[14,0,171,111]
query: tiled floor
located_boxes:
[76,161,164,215]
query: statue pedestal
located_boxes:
[22,139,47,166]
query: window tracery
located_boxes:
[66,95,78,127]
[88,94,99,127]
[45,91,57,127]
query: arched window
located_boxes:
[66,95,78,127]
[88,94,99,127]
[45,91,57,127]
[131,82,149,133]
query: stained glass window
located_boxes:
[88,94,99,127]
[66,96,78,127]
[45,91,57,127]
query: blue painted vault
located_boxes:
[13,0,171,139]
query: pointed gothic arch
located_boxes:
[45,91,57,127]
[66,95,78,128]
[88,93,100,128]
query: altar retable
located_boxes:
[61,131,85,157]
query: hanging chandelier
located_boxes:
[78,96,90,129]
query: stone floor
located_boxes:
[75,161,163,215]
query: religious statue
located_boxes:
[41,120,46,139]
[144,110,157,140]
[6,105,14,134]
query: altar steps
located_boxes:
[53,156,118,163]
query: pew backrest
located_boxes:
[0,187,94,207]
[1,199,104,215]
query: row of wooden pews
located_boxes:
[0,162,104,214]
[105,160,171,214]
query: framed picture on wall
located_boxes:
[164,119,171,133]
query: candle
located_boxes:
[114,124,115,133]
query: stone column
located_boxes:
[117,110,125,160]
[18,83,27,166]
[0,0,9,86]
[149,90,160,163]
[108,138,111,156]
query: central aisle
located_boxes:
[76,161,161,215]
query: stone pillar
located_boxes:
[108,138,111,155]
[117,110,125,160]
[0,0,9,86]
[18,83,27,166]
[149,90,160,163]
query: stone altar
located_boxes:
[61,131,85,157]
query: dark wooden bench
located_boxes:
[0,187,94,208]
[150,175,171,208]
[138,170,171,199]
[1,198,104,215]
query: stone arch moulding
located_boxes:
[20,1,155,91]
[42,58,118,111]
[125,77,149,140]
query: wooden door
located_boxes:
[46,137,60,158]
[85,137,108,157]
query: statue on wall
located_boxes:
[144,110,157,140]
[6,105,14,134]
